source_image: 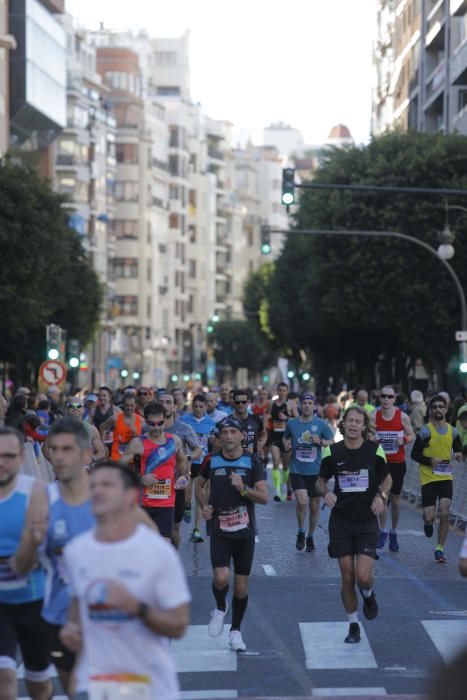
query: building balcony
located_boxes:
[208,146,224,162]
[450,39,467,84]
[425,1,446,50]
[424,60,446,104]
[452,104,467,133]
[451,0,467,16]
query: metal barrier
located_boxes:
[20,442,55,483]
[403,446,467,528]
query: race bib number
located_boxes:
[104,430,114,444]
[218,506,249,533]
[376,431,402,455]
[338,469,369,493]
[146,479,172,499]
[432,461,453,476]
[90,674,150,700]
[272,421,285,432]
[0,557,28,591]
[296,446,317,463]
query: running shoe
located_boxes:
[208,603,228,637]
[305,535,315,552]
[296,532,305,551]
[183,505,192,524]
[389,532,399,552]
[434,549,447,563]
[360,590,379,620]
[376,530,388,549]
[286,489,293,501]
[190,528,204,543]
[273,494,281,502]
[344,622,361,644]
[229,630,246,651]
[424,521,434,538]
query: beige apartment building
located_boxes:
[0,0,16,156]
[373,0,467,135]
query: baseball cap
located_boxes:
[410,390,423,403]
[301,393,316,402]
[217,416,244,432]
[86,394,98,403]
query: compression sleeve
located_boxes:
[411,434,432,467]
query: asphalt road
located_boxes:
[16,471,467,699]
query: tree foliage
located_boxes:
[0,159,103,375]
[246,132,467,387]
[209,320,272,373]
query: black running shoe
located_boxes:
[424,521,434,538]
[296,532,305,551]
[273,494,281,502]
[305,535,315,552]
[344,622,361,644]
[360,590,379,620]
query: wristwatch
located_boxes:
[240,488,249,498]
[137,601,149,621]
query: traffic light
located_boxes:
[460,362,467,373]
[261,225,271,255]
[207,324,214,334]
[46,324,61,361]
[262,374,270,383]
[282,168,295,206]
[68,339,80,368]
[302,371,311,381]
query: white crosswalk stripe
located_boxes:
[299,622,377,670]
[421,619,467,663]
[312,690,386,697]
[172,624,238,672]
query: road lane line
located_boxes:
[312,689,386,697]
[421,620,467,662]
[299,622,377,669]
[180,692,237,699]
[262,564,277,576]
[172,624,237,672]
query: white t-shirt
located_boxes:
[63,524,191,700]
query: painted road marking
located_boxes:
[172,625,237,672]
[312,689,386,697]
[180,692,238,699]
[299,622,377,670]
[255,535,260,542]
[262,564,277,575]
[422,620,467,662]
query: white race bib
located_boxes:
[432,461,453,476]
[338,469,369,493]
[90,674,150,700]
[376,430,402,455]
[296,446,317,463]
[0,557,28,591]
[146,479,171,499]
[218,506,249,533]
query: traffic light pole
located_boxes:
[264,226,467,365]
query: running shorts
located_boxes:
[210,532,255,575]
[328,514,378,560]
[174,489,186,525]
[143,506,175,538]
[290,473,319,498]
[388,461,407,496]
[421,480,453,508]
[44,621,75,671]
[0,600,50,680]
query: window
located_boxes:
[157,86,180,96]
[188,259,196,278]
[116,143,139,164]
[147,261,152,282]
[187,294,194,314]
[169,214,180,229]
[188,225,196,242]
[115,181,139,201]
[113,220,138,239]
[169,155,179,176]
[170,185,179,200]
[170,127,179,148]
[114,258,138,278]
[116,296,138,316]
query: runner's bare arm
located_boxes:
[195,474,210,510]
[118,436,144,465]
[91,425,106,461]
[99,414,116,441]
[11,480,49,575]
[232,477,268,505]
[401,412,415,444]
[173,434,187,476]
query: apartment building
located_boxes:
[0,0,16,156]
[373,0,467,135]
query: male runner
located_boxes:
[316,406,391,644]
[206,392,228,424]
[135,387,152,417]
[283,393,334,552]
[100,393,143,461]
[181,394,216,542]
[159,391,202,548]
[411,394,463,563]
[269,382,297,501]
[172,388,188,418]
[120,402,186,540]
[196,417,267,652]
[352,388,375,416]
[0,426,52,700]
[231,389,267,456]
[373,385,415,551]
[217,383,233,415]
[60,461,190,700]
[92,386,121,455]
[65,399,106,463]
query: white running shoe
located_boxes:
[208,604,228,637]
[229,630,246,652]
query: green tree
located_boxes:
[209,320,272,375]
[254,132,467,388]
[0,159,103,381]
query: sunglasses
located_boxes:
[234,400,248,405]
[138,391,149,396]
[67,402,83,409]
[146,419,165,427]
[431,404,446,410]
[380,394,395,399]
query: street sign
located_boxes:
[39,360,67,386]
[456,331,467,341]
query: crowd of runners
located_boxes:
[0,380,466,699]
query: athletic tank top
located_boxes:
[139,434,176,509]
[420,423,454,485]
[111,413,142,460]
[252,400,270,417]
[375,407,405,463]
[42,482,95,625]
[0,474,45,604]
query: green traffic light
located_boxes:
[460,362,467,373]
[302,372,311,381]
[287,370,295,378]
[195,372,202,380]
[171,374,178,382]
[183,374,190,381]
[261,243,271,255]
[48,349,59,360]
[282,193,294,206]
[132,371,140,380]
[121,369,129,378]
[262,375,270,383]
[207,325,214,333]
[69,357,80,369]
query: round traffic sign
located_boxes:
[39,360,67,386]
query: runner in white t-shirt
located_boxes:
[60,460,191,700]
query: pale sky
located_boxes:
[66,0,377,146]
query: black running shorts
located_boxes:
[328,514,379,560]
[421,480,453,508]
[290,473,319,498]
[174,489,186,525]
[210,532,255,575]
[190,462,202,478]
[0,600,50,679]
[44,620,75,671]
[143,506,175,538]
[388,461,407,496]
